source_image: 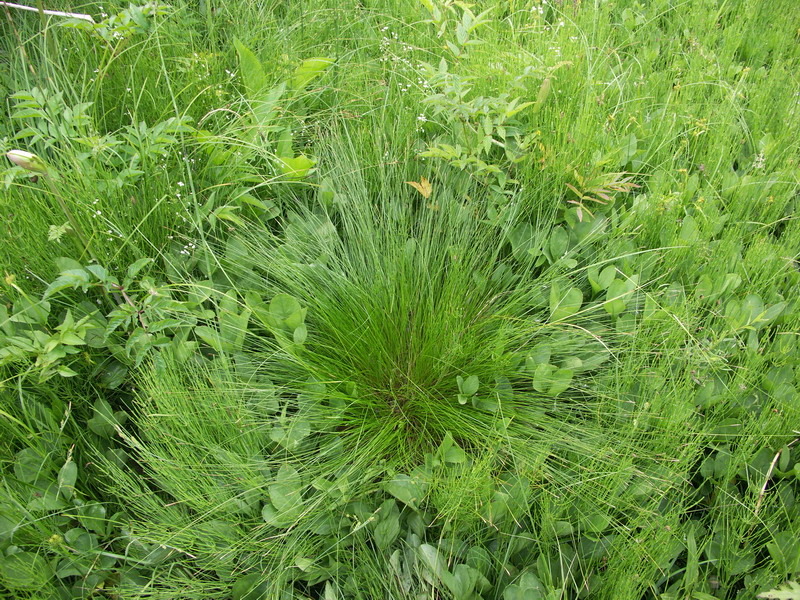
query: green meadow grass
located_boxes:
[1,0,799,598]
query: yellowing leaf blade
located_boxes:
[406,176,432,198]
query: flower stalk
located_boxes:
[6,150,96,263]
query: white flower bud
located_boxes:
[6,150,48,174]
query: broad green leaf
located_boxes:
[760,302,787,325]
[236,193,268,211]
[126,257,154,280]
[0,506,19,540]
[526,342,551,367]
[269,418,311,449]
[260,502,281,525]
[767,531,800,574]
[212,205,246,227]
[437,432,466,464]
[250,82,285,130]
[620,132,638,165]
[444,563,483,598]
[588,264,617,293]
[233,37,268,97]
[374,513,400,551]
[60,268,94,287]
[778,445,792,473]
[54,257,83,272]
[532,363,555,393]
[644,295,666,321]
[57,459,77,499]
[553,520,574,536]
[14,448,49,483]
[581,511,611,534]
[679,214,700,242]
[269,465,303,512]
[506,99,535,118]
[77,503,108,535]
[55,556,89,579]
[26,481,65,512]
[268,294,306,334]
[99,360,128,389]
[446,40,461,57]
[278,154,316,180]
[457,374,479,396]
[219,303,251,353]
[418,544,446,580]
[319,177,336,207]
[323,581,338,600]
[726,298,753,329]
[64,527,99,553]
[548,225,569,260]
[194,325,224,353]
[598,265,617,289]
[293,323,308,345]
[533,365,573,397]
[85,264,110,283]
[507,222,537,260]
[729,549,755,576]
[55,365,78,378]
[232,573,269,600]
[503,571,545,600]
[550,286,583,321]
[0,304,10,336]
[44,275,84,299]
[269,293,301,321]
[466,546,492,578]
[276,127,293,159]
[720,272,741,294]
[290,57,334,92]
[383,474,425,509]
[604,278,630,317]
[87,398,124,438]
[743,294,765,323]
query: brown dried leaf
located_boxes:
[406,176,432,199]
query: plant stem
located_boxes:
[42,175,96,264]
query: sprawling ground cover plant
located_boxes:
[1,0,799,598]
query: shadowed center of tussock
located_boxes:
[301,278,509,460]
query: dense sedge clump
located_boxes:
[101,152,704,598]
